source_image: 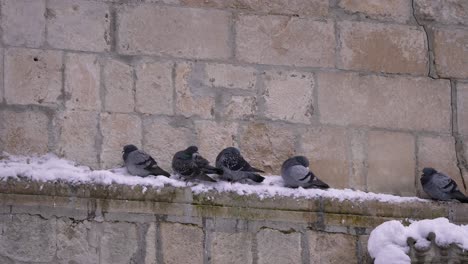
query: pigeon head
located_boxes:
[123,144,138,154]
[223,147,240,155]
[185,146,199,154]
[422,167,437,177]
[294,156,310,167]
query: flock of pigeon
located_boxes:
[122,144,468,203]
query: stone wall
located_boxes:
[0,0,468,197]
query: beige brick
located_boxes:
[56,219,99,264]
[160,223,203,264]
[104,59,134,113]
[339,21,427,74]
[240,122,296,174]
[458,82,468,136]
[47,0,110,52]
[414,0,468,26]
[358,235,372,264]
[1,0,45,47]
[100,223,138,264]
[145,223,157,264]
[0,110,49,155]
[204,64,256,90]
[0,49,3,101]
[433,28,468,79]
[65,53,101,111]
[338,0,412,23]
[211,232,253,264]
[349,129,368,191]
[367,131,415,196]
[308,231,358,263]
[263,70,314,124]
[257,229,301,264]
[117,5,230,59]
[56,111,99,168]
[175,62,215,119]
[100,113,142,168]
[195,121,238,163]
[317,72,451,133]
[300,126,349,189]
[236,15,335,67]
[135,61,173,115]
[5,48,62,106]
[223,96,257,120]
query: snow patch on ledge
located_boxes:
[0,153,427,203]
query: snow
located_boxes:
[368,218,468,264]
[0,153,427,203]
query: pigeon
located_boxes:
[281,156,329,189]
[171,146,221,182]
[122,144,170,177]
[421,167,468,202]
[215,147,265,183]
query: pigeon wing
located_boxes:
[130,150,156,168]
[432,172,459,193]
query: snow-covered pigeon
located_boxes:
[122,144,170,177]
[215,147,265,183]
[421,167,468,202]
[281,156,329,189]
[171,146,221,182]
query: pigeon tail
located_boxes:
[452,191,468,203]
[149,166,171,177]
[203,167,224,175]
[248,173,265,183]
[249,166,265,173]
[305,177,330,189]
[195,173,217,182]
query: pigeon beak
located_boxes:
[193,152,199,157]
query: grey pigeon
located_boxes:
[122,144,170,177]
[421,167,468,202]
[215,147,265,183]
[281,156,329,189]
[172,146,221,182]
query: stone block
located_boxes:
[223,95,257,120]
[211,232,253,264]
[56,110,99,168]
[160,223,204,264]
[433,28,468,79]
[339,21,427,74]
[135,61,173,115]
[239,122,296,174]
[338,0,412,23]
[204,63,257,90]
[458,82,468,136]
[0,110,49,155]
[65,53,101,111]
[175,62,215,119]
[1,0,45,47]
[236,15,335,67]
[56,219,99,264]
[0,214,56,263]
[257,229,301,264]
[308,230,358,263]
[47,0,110,52]
[100,222,139,264]
[5,48,62,106]
[358,235,373,263]
[367,131,416,196]
[104,59,134,113]
[317,72,451,133]
[349,129,368,191]
[117,5,230,59]
[195,121,238,163]
[414,0,468,26]
[145,223,157,264]
[100,113,142,168]
[262,70,314,124]
[299,126,349,189]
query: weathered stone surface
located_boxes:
[5,48,62,106]
[236,15,335,67]
[117,5,230,59]
[56,219,99,264]
[47,0,110,52]
[414,0,468,26]
[204,63,256,90]
[100,222,139,264]
[104,59,134,113]
[223,96,257,120]
[135,61,173,115]
[368,131,416,196]
[339,21,427,74]
[195,121,238,162]
[299,126,349,189]
[358,235,373,264]
[308,230,358,263]
[175,62,215,119]
[257,229,301,264]
[56,110,99,168]
[100,113,142,168]
[0,110,49,155]
[349,129,368,191]
[211,232,253,264]
[160,223,204,264]
[433,28,468,79]
[145,223,157,264]
[458,82,468,136]
[262,70,314,124]
[1,0,45,47]
[338,0,412,23]
[65,53,101,111]
[0,214,56,262]
[317,72,451,133]
[239,122,296,173]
